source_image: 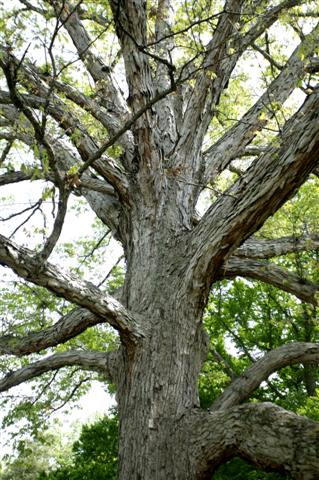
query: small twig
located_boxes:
[0,200,42,222]
[79,229,111,265]
[9,202,43,238]
[0,141,13,165]
[97,254,124,288]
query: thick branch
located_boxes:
[109,0,154,112]
[0,234,144,345]
[222,257,319,305]
[235,234,319,259]
[212,342,319,411]
[0,350,118,393]
[176,0,245,163]
[0,171,33,186]
[203,21,319,181]
[187,90,319,298]
[0,308,106,356]
[56,1,129,120]
[181,402,319,479]
[34,74,134,161]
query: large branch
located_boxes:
[57,0,127,112]
[0,234,144,345]
[186,89,319,298]
[34,74,135,164]
[0,308,107,356]
[235,233,319,259]
[222,257,319,305]
[55,0,134,165]
[109,0,154,113]
[203,21,319,181]
[211,342,319,411]
[180,402,319,479]
[0,49,129,199]
[0,350,118,393]
[179,0,304,166]
[176,0,245,164]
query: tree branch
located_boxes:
[109,0,154,113]
[180,402,319,478]
[211,342,319,410]
[0,308,106,356]
[221,257,319,305]
[0,99,122,235]
[0,234,144,345]
[235,233,319,259]
[32,73,134,162]
[0,350,118,393]
[203,21,319,182]
[56,0,127,114]
[0,171,33,186]
[186,89,319,299]
[176,0,245,164]
[0,49,129,199]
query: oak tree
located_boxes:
[0,0,319,478]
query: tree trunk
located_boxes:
[116,224,208,478]
[1,2,319,478]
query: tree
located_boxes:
[39,412,118,480]
[0,0,319,478]
[0,429,69,480]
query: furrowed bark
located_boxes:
[0,350,118,393]
[0,234,143,344]
[109,0,154,113]
[1,2,319,478]
[0,308,107,356]
[235,233,319,259]
[211,342,319,410]
[181,402,319,479]
[222,257,319,305]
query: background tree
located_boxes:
[0,0,319,478]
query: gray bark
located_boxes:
[0,1,319,478]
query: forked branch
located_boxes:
[0,350,119,393]
[180,402,319,479]
[187,90,319,297]
[0,308,107,356]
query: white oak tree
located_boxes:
[0,0,319,478]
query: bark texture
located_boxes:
[0,0,319,479]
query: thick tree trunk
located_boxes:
[1,2,319,478]
[113,207,206,478]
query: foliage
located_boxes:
[38,412,118,480]
[0,0,318,477]
[0,429,70,480]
